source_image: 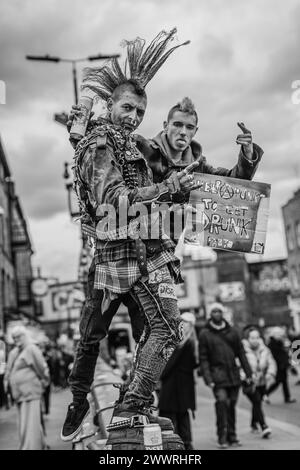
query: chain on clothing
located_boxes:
[72,120,149,227]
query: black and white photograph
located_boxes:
[0,0,300,459]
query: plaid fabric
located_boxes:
[93,249,181,293]
[94,239,176,262]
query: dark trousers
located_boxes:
[160,410,192,448]
[68,262,143,402]
[121,266,182,407]
[0,374,7,408]
[266,369,291,402]
[245,385,266,429]
[43,384,51,415]
[213,386,239,442]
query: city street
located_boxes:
[1,0,300,458]
[1,359,299,451]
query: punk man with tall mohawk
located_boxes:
[61,28,198,441]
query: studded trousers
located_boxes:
[121,265,183,408]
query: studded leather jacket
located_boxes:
[73,120,182,246]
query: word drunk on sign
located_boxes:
[184,173,271,255]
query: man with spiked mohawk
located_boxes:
[140,97,262,192]
[63,31,264,440]
[137,96,263,241]
[61,28,197,442]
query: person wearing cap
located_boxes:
[158,311,199,450]
[199,302,253,449]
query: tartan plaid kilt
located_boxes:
[93,242,182,293]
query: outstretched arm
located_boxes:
[81,137,200,210]
[236,334,253,379]
[202,122,263,181]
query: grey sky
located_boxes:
[1,0,300,280]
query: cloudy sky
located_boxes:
[1,0,300,281]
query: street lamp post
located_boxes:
[63,161,91,292]
[26,53,120,104]
[63,162,80,219]
[26,51,120,288]
[26,52,120,125]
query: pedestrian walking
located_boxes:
[287,327,300,385]
[0,334,7,409]
[39,341,54,415]
[199,302,253,449]
[4,326,50,450]
[159,312,199,450]
[265,327,296,404]
[241,327,276,438]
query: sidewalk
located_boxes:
[193,393,300,450]
[0,388,71,450]
[0,359,122,451]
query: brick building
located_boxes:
[0,136,34,331]
[282,188,300,331]
[215,251,251,328]
[248,259,291,327]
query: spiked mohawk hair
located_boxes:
[82,28,190,101]
[167,97,198,124]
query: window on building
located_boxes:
[11,209,27,245]
[0,215,3,246]
[1,269,4,309]
[296,221,300,248]
[15,251,31,303]
[286,224,295,251]
[290,266,299,291]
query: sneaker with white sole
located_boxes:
[217,436,228,449]
[61,399,90,441]
[262,427,272,439]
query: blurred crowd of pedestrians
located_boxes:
[1,306,299,451]
[106,304,299,450]
[0,326,75,449]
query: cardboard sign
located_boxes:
[184,173,271,254]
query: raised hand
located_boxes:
[236,122,253,159]
[67,104,94,133]
[177,161,200,192]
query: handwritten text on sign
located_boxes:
[184,174,271,254]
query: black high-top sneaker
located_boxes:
[61,399,90,441]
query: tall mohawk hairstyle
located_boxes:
[82,28,190,101]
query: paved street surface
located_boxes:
[193,384,300,450]
[1,359,299,450]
